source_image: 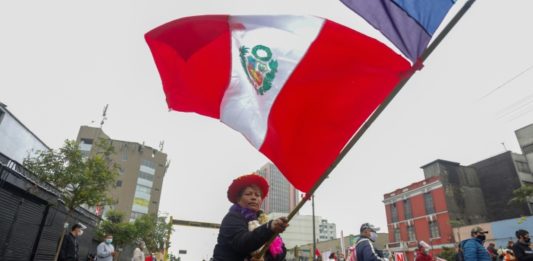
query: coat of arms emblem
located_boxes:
[239,45,278,95]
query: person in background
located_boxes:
[415,241,433,261]
[462,226,491,261]
[59,224,83,261]
[488,243,498,261]
[504,241,516,261]
[356,223,385,261]
[96,234,115,261]
[513,229,533,261]
[132,241,146,261]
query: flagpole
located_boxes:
[256,0,476,257]
[312,195,316,261]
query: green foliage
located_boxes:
[24,139,119,212]
[134,214,174,252]
[97,211,174,253]
[449,220,465,228]
[510,185,533,205]
[97,210,137,249]
[438,246,457,261]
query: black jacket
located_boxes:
[513,241,533,261]
[213,211,285,261]
[59,232,79,261]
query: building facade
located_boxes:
[77,126,168,221]
[384,175,456,261]
[319,219,337,241]
[270,212,321,249]
[470,151,533,220]
[257,162,299,214]
[516,123,533,173]
[0,102,49,163]
[291,233,388,260]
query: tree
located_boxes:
[24,139,119,260]
[510,185,533,205]
[438,246,457,261]
[133,214,174,253]
[97,212,174,259]
[97,210,137,259]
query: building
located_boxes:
[0,103,99,260]
[516,123,533,173]
[383,159,492,260]
[0,102,49,163]
[421,160,489,225]
[77,126,168,221]
[470,151,533,220]
[384,174,457,261]
[270,212,321,249]
[319,219,337,241]
[257,162,299,214]
[291,233,388,260]
[383,127,533,261]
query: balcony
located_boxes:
[387,242,408,252]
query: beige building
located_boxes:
[289,233,389,260]
[269,212,321,249]
[76,126,168,221]
[257,162,299,214]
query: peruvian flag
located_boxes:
[146,15,410,192]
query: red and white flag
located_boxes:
[146,15,410,192]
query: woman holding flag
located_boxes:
[212,173,289,261]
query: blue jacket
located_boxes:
[463,238,491,261]
[356,238,384,261]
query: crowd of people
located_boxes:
[209,173,533,261]
[457,227,532,261]
[57,173,533,261]
[58,224,163,261]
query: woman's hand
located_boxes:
[270,217,289,233]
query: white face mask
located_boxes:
[78,230,84,237]
[370,232,378,242]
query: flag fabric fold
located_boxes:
[146,15,411,192]
[340,0,456,62]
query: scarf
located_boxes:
[229,204,284,258]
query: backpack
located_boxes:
[458,239,473,261]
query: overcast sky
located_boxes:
[2,0,533,260]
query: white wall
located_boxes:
[0,108,48,163]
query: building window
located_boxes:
[122,149,128,161]
[116,180,122,187]
[142,159,156,169]
[517,161,531,173]
[139,171,154,181]
[79,138,93,153]
[404,198,412,219]
[408,225,416,241]
[394,228,401,242]
[130,211,144,221]
[136,184,152,194]
[424,193,435,214]
[391,203,399,223]
[429,221,440,238]
[80,138,93,145]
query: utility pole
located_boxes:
[312,195,316,261]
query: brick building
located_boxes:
[384,175,455,261]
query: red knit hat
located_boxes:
[227,173,269,204]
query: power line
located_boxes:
[480,64,533,99]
